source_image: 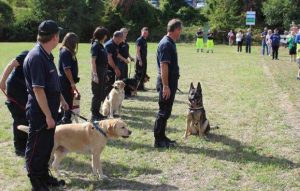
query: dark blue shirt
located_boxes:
[119,41,129,60]
[58,47,79,84]
[136,36,147,59]
[270,33,281,46]
[245,32,252,43]
[295,34,300,44]
[157,36,179,88]
[23,43,61,117]
[105,39,119,71]
[91,41,108,78]
[7,51,29,105]
[261,31,267,43]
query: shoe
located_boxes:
[29,175,50,191]
[43,171,65,187]
[297,76,300,80]
[154,140,176,148]
[15,149,25,157]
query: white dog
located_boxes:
[102,80,125,118]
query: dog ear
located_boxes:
[197,82,202,92]
[107,121,117,137]
[190,82,194,90]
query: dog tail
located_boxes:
[17,125,29,134]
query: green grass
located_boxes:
[1,43,300,190]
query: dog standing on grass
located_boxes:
[18,118,132,179]
[102,80,125,118]
[184,82,211,138]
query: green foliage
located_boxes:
[0,0,14,40]
[204,0,244,30]
[262,0,300,29]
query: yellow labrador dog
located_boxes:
[18,118,131,179]
[102,80,125,118]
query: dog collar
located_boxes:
[189,106,204,111]
[92,122,107,138]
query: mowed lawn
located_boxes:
[1,42,300,190]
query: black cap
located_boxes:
[38,20,63,36]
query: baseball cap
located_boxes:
[38,20,63,36]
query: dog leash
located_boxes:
[92,121,107,138]
[1,89,26,110]
[70,111,107,137]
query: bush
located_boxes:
[0,0,14,40]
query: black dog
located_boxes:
[123,74,150,97]
[184,82,211,138]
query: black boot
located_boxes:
[29,175,49,191]
[42,171,65,187]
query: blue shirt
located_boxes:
[261,31,267,43]
[58,47,79,84]
[91,41,108,77]
[270,33,281,46]
[119,41,129,60]
[7,51,29,105]
[245,32,252,43]
[23,43,61,117]
[136,36,147,59]
[157,35,179,88]
[105,39,119,71]
[295,34,300,44]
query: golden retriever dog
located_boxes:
[102,80,125,118]
[18,118,131,179]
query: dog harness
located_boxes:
[92,122,107,138]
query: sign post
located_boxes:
[246,11,256,26]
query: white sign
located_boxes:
[246,11,256,26]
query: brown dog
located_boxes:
[184,82,210,138]
[18,118,132,179]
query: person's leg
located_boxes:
[61,85,73,124]
[275,46,279,59]
[249,43,251,53]
[272,45,275,59]
[91,82,104,120]
[246,43,248,53]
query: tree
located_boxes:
[262,0,300,29]
[0,1,14,40]
[204,0,244,30]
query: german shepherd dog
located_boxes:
[184,82,211,138]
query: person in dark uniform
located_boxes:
[90,26,110,121]
[23,20,68,190]
[58,32,80,124]
[135,27,149,91]
[0,51,29,157]
[104,31,123,95]
[117,28,134,79]
[154,19,183,148]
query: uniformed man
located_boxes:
[118,28,134,79]
[104,31,123,94]
[0,51,29,157]
[135,27,149,91]
[154,19,183,148]
[23,20,68,190]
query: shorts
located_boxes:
[289,47,296,55]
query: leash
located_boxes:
[70,111,107,138]
[92,121,107,138]
[177,88,184,94]
[1,89,26,110]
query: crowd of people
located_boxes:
[0,19,183,190]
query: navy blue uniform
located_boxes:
[91,41,108,118]
[154,36,179,141]
[105,39,119,92]
[58,47,79,123]
[6,51,29,156]
[118,41,130,79]
[23,43,61,178]
[135,36,148,89]
[270,33,281,59]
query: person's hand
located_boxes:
[92,74,99,84]
[115,67,121,78]
[139,60,143,67]
[60,99,69,111]
[163,85,171,100]
[46,116,56,129]
[125,59,130,64]
[71,83,77,91]
[130,57,135,62]
[0,80,6,92]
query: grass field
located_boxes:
[1,42,300,191]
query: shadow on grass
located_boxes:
[61,156,162,177]
[108,134,299,169]
[131,94,188,105]
[68,177,178,190]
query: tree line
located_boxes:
[1,0,299,42]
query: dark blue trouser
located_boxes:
[135,58,147,89]
[6,101,28,153]
[118,61,128,80]
[262,41,269,55]
[154,79,178,141]
[25,111,55,177]
[91,80,106,117]
[60,79,74,123]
